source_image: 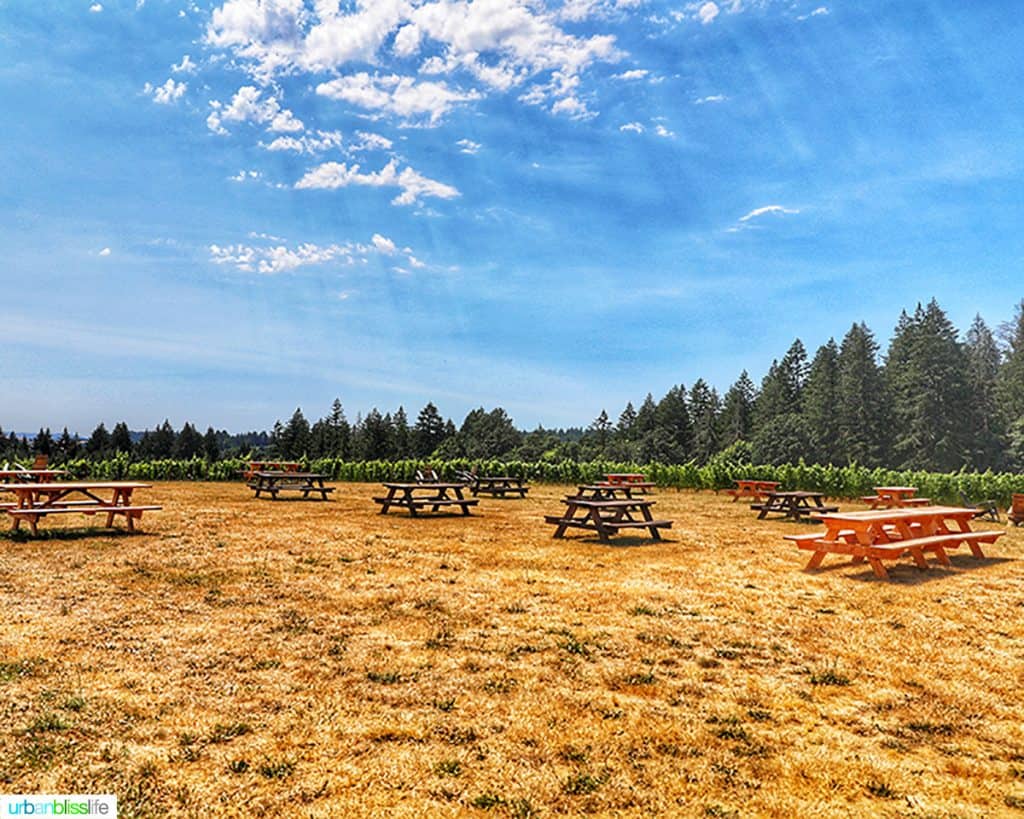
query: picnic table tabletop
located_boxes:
[576,484,642,499]
[727,479,781,502]
[790,505,1003,579]
[863,486,931,508]
[247,471,333,500]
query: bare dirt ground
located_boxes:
[1,482,1023,818]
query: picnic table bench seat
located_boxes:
[1,481,161,536]
[547,497,672,542]
[375,482,478,516]
[248,472,333,500]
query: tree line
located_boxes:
[4,299,1024,473]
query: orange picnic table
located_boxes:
[0,481,161,536]
[861,486,931,509]
[0,469,66,483]
[598,473,656,492]
[726,479,780,502]
[786,506,1004,579]
[242,461,301,481]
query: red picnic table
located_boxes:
[726,479,780,502]
[597,473,656,493]
[861,486,931,509]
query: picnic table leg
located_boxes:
[640,504,662,540]
[867,558,890,579]
[455,486,472,516]
[931,546,951,566]
[908,547,929,570]
[378,488,395,515]
[804,550,827,571]
[590,509,612,542]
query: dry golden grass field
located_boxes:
[2,482,1024,818]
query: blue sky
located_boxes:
[2,0,1022,434]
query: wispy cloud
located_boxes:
[797,6,829,21]
[619,121,644,133]
[738,204,800,222]
[612,69,649,81]
[98,247,111,256]
[695,94,727,105]
[89,3,103,12]
[171,54,197,74]
[317,73,481,127]
[261,130,344,155]
[456,138,481,155]
[209,233,424,274]
[207,86,303,135]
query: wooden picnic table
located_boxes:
[726,479,780,502]
[247,471,334,501]
[576,484,643,499]
[374,483,478,516]
[599,473,656,493]
[545,495,672,542]
[751,491,838,521]
[0,481,161,536]
[0,469,66,483]
[862,486,931,509]
[464,475,529,498]
[242,461,301,481]
[786,506,1004,579]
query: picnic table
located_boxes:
[0,469,65,483]
[726,479,780,502]
[463,475,529,498]
[374,483,478,516]
[0,481,161,536]
[751,491,838,521]
[862,486,931,509]
[242,461,301,481]
[576,484,643,499]
[545,495,672,542]
[598,473,656,493]
[247,471,334,500]
[785,506,1004,579]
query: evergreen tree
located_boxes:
[278,408,311,459]
[33,428,53,456]
[751,414,812,466]
[802,340,840,463]
[357,408,390,460]
[110,422,133,454]
[588,409,612,453]
[997,300,1024,433]
[325,398,350,458]
[633,393,658,439]
[413,402,447,457]
[175,422,204,459]
[151,420,177,458]
[55,427,78,461]
[719,371,756,445]
[85,422,111,457]
[964,314,1003,468]
[688,379,721,464]
[885,301,972,471]
[203,426,220,461]
[755,339,808,428]
[836,322,888,466]
[647,385,693,463]
[459,407,522,459]
[616,402,637,440]
[391,406,411,458]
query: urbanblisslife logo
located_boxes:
[0,795,117,816]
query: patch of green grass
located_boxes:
[432,698,457,712]
[27,712,68,734]
[471,793,505,809]
[624,670,657,685]
[629,604,660,617]
[228,759,250,774]
[258,758,295,779]
[1005,795,1024,809]
[208,722,251,744]
[366,670,405,685]
[433,759,462,777]
[0,657,47,683]
[810,662,852,687]
[866,780,898,799]
[563,770,608,796]
[482,676,517,695]
[906,721,954,736]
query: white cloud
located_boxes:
[695,94,726,104]
[351,131,394,152]
[697,2,719,24]
[294,159,459,206]
[612,69,648,80]
[207,85,304,134]
[209,233,419,274]
[261,130,344,155]
[172,54,197,74]
[738,204,800,222]
[229,169,262,182]
[654,124,675,138]
[456,138,481,154]
[89,3,103,12]
[145,78,187,104]
[205,0,625,121]
[98,247,111,256]
[317,73,482,126]
[619,121,644,133]
[371,233,397,254]
[797,6,829,20]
